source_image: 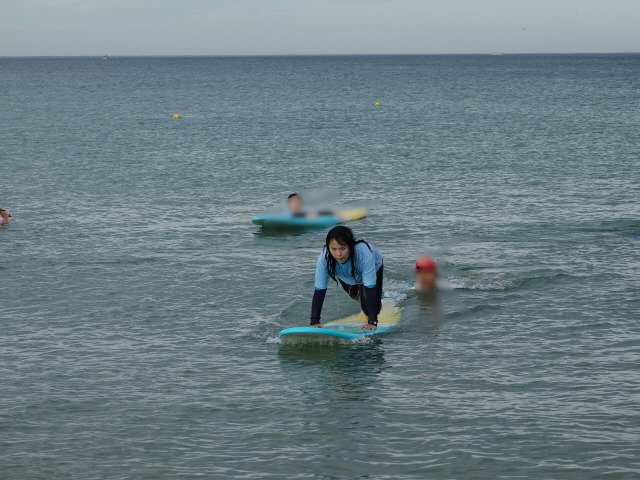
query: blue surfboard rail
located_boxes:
[279,324,393,342]
[279,299,400,344]
[251,214,342,229]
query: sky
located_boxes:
[0,0,638,56]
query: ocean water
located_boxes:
[1,54,639,479]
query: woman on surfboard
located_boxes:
[310,226,383,330]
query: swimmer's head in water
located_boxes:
[415,256,438,291]
[324,226,358,281]
[287,193,303,214]
[0,206,10,223]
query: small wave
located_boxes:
[451,272,569,292]
[445,303,503,320]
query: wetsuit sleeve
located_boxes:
[363,286,379,325]
[358,246,377,288]
[310,288,327,325]
[311,251,330,325]
[314,251,330,290]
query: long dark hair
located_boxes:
[324,226,369,284]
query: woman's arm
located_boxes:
[310,288,327,326]
[361,285,379,327]
[311,252,330,327]
[358,245,380,329]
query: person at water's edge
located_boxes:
[310,226,383,330]
[0,205,11,223]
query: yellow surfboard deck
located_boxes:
[337,208,368,222]
[327,299,401,327]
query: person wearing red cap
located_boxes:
[415,257,438,291]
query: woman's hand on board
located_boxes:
[360,323,377,330]
[310,324,323,328]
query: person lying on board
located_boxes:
[282,193,333,218]
[310,226,383,330]
[0,205,12,223]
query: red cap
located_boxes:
[415,257,437,272]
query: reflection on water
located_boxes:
[417,290,442,319]
[413,294,445,347]
[252,225,327,238]
[384,290,464,354]
[278,343,387,402]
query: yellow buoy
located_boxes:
[173,114,181,119]
[374,102,381,107]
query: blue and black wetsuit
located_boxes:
[310,242,384,326]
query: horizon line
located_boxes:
[1,51,640,59]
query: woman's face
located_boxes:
[328,239,350,264]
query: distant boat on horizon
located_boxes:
[489,52,504,56]
[102,55,109,60]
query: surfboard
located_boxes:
[251,208,367,229]
[279,300,401,345]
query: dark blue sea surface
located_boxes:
[1,54,639,479]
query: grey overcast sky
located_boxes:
[0,0,638,56]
